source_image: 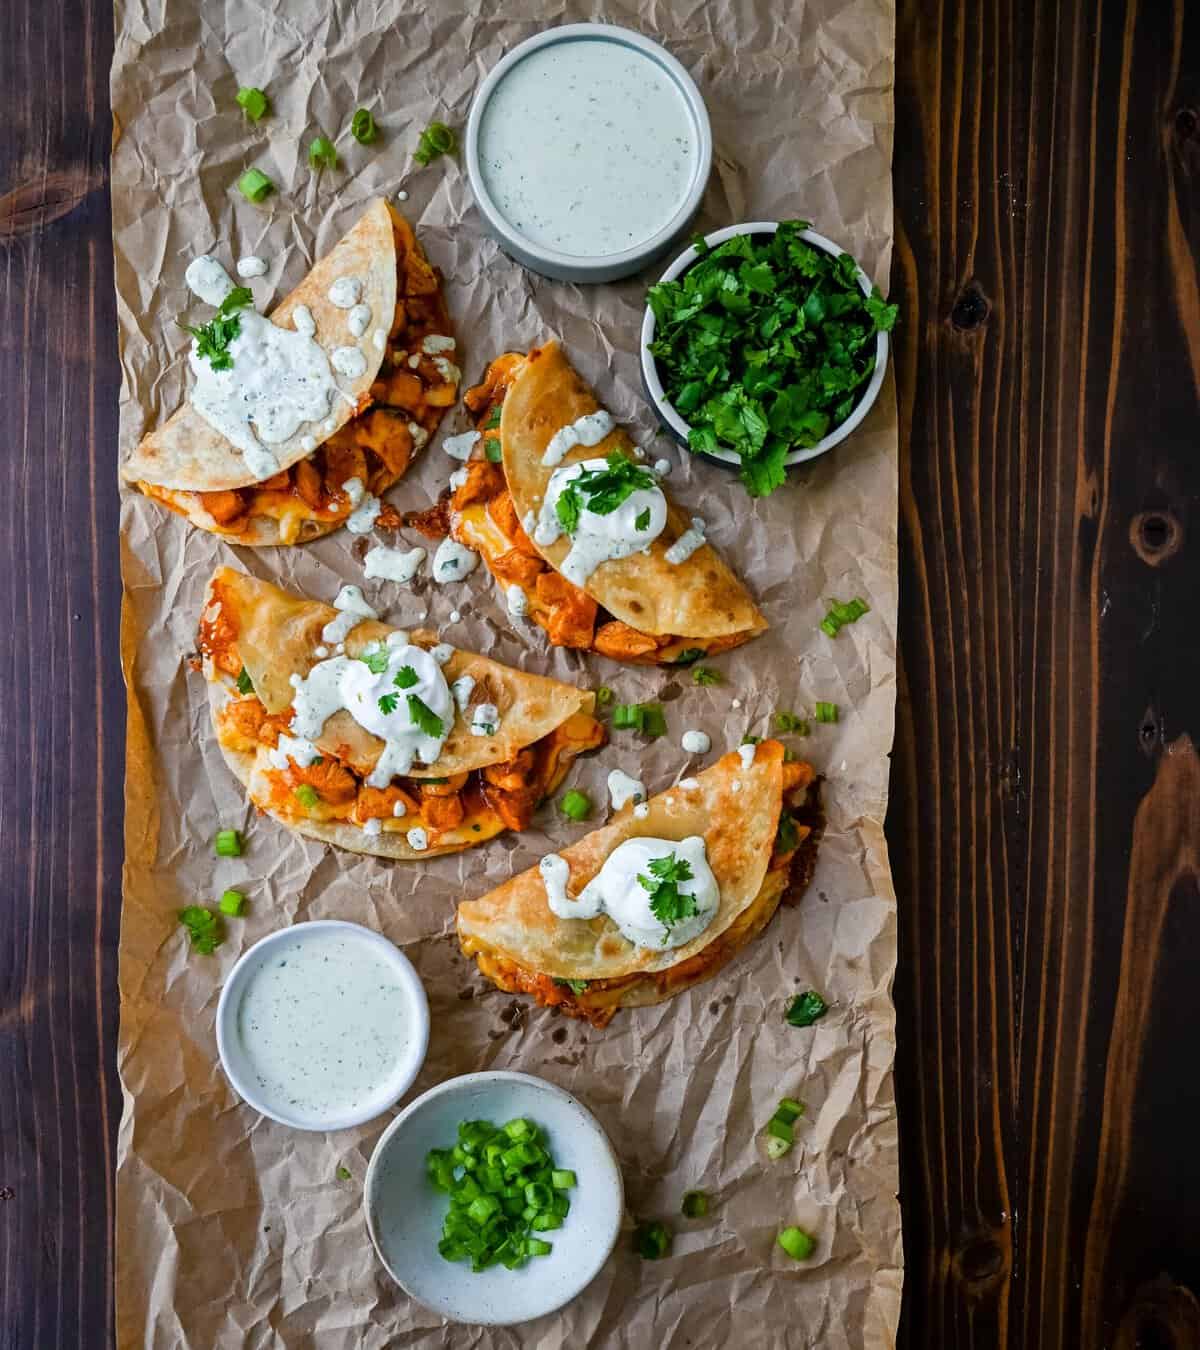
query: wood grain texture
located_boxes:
[891,0,1200,1347]
[2,0,1198,1346]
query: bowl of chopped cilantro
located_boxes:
[642,220,897,496]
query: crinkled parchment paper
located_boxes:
[112,2,900,1346]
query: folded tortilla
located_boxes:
[200,568,605,860]
[124,200,459,545]
[446,342,767,665]
[457,741,820,1025]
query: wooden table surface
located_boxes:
[3,1,1198,1346]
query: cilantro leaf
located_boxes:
[555,484,582,535]
[359,649,389,674]
[785,990,829,1028]
[179,905,225,955]
[179,286,255,372]
[635,507,651,531]
[638,852,698,937]
[378,692,399,715]
[235,667,254,695]
[393,665,419,689]
[407,694,444,738]
[554,978,589,994]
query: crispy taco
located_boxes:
[457,741,820,1026]
[124,199,459,545]
[409,341,766,664]
[198,568,605,859]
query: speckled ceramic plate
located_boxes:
[364,1071,624,1325]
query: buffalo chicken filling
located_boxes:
[405,356,757,666]
[460,761,822,1026]
[142,208,457,544]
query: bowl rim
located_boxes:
[639,220,890,469]
[465,22,713,277]
[214,919,430,1133]
[363,1069,625,1325]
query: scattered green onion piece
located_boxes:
[595,685,614,706]
[551,1169,576,1190]
[766,1116,794,1144]
[777,1226,817,1261]
[765,1134,793,1160]
[774,1097,805,1126]
[611,703,641,730]
[773,710,809,735]
[350,107,379,145]
[785,990,830,1027]
[179,905,224,955]
[682,1190,709,1219]
[235,87,270,123]
[820,597,870,638]
[214,829,243,858]
[559,789,591,822]
[235,667,254,696]
[814,701,838,724]
[218,888,246,917]
[484,406,503,430]
[414,120,458,166]
[237,168,275,203]
[527,1238,552,1256]
[308,136,338,170]
[484,437,502,463]
[741,734,761,747]
[639,704,667,739]
[633,1220,673,1260]
[692,665,722,686]
[819,616,841,638]
[336,1165,352,1181]
[293,783,320,809]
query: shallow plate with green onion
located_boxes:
[364,1071,623,1325]
[640,221,894,496]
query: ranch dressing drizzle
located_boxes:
[183,257,338,480]
[534,457,667,587]
[664,516,707,566]
[364,544,426,583]
[681,729,710,755]
[290,641,453,788]
[268,733,321,771]
[332,346,368,380]
[342,478,381,535]
[431,538,479,583]
[538,836,719,950]
[235,927,415,1123]
[320,585,378,644]
[607,769,645,811]
[236,254,268,278]
[442,430,480,461]
[541,409,614,468]
[328,276,363,308]
[478,40,697,259]
[347,303,372,337]
[470,703,501,737]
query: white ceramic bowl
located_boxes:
[640,221,890,469]
[465,24,712,283]
[215,920,429,1132]
[364,1071,624,1325]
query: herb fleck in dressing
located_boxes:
[479,40,697,258]
[235,928,415,1124]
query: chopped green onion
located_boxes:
[640,705,667,739]
[350,107,379,145]
[293,783,320,809]
[765,1134,793,1161]
[814,701,838,724]
[777,1226,817,1261]
[692,665,722,685]
[484,406,503,430]
[527,1238,552,1256]
[179,905,224,955]
[671,647,706,666]
[633,1220,672,1260]
[611,702,666,737]
[559,789,591,822]
[484,437,502,463]
[551,1169,576,1190]
[336,1165,352,1180]
[214,829,243,858]
[741,734,761,747]
[218,889,246,917]
[414,120,458,166]
[235,87,270,123]
[611,703,640,730]
[595,685,614,706]
[682,1190,709,1219]
[766,1116,794,1144]
[308,136,338,170]
[819,597,870,638]
[235,667,254,695]
[773,710,809,735]
[237,168,274,203]
[785,990,829,1027]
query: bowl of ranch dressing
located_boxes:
[466,23,712,283]
[216,920,430,1131]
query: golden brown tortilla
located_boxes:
[500,342,767,641]
[456,742,786,982]
[124,199,399,493]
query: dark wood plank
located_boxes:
[0,1,123,1347]
[892,0,1200,1346]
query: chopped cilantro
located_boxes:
[235,667,255,695]
[554,454,657,535]
[393,665,419,689]
[179,286,254,372]
[638,852,698,937]
[554,977,589,994]
[691,665,722,686]
[179,905,224,955]
[407,694,444,738]
[785,990,829,1028]
[635,507,651,531]
[294,784,320,809]
[359,649,389,674]
[484,405,503,429]
[776,815,801,853]
[773,710,809,734]
[646,221,897,496]
[484,437,502,463]
[378,692,399,715]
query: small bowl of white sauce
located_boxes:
[216,920,429,1132]
[466,23,712,283]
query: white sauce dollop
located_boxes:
[332,346,368,380]
[434,357,461,385]
[541,409,615,468]
[267,733,321,771]
[470,703,501,737]
[681,729,711,755]
[347,303,372,338]
[183,257,338,480]
[328,276,363,309]
[653,457,672,477]
[442,430,480,461]
[291,640,453,788]
[432,538,479,583]
[450,675,476,713]
[664,517,707,566]
[407,827,429,851]
[539,836,719,950]
[364,544,426,583]
[320,584,378,644]
[607,769,645,811]
[421,334,456,355]
[506,584,529,618]
[409,422,429,451]
[236,254,268,278]
[534,457,667,587]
